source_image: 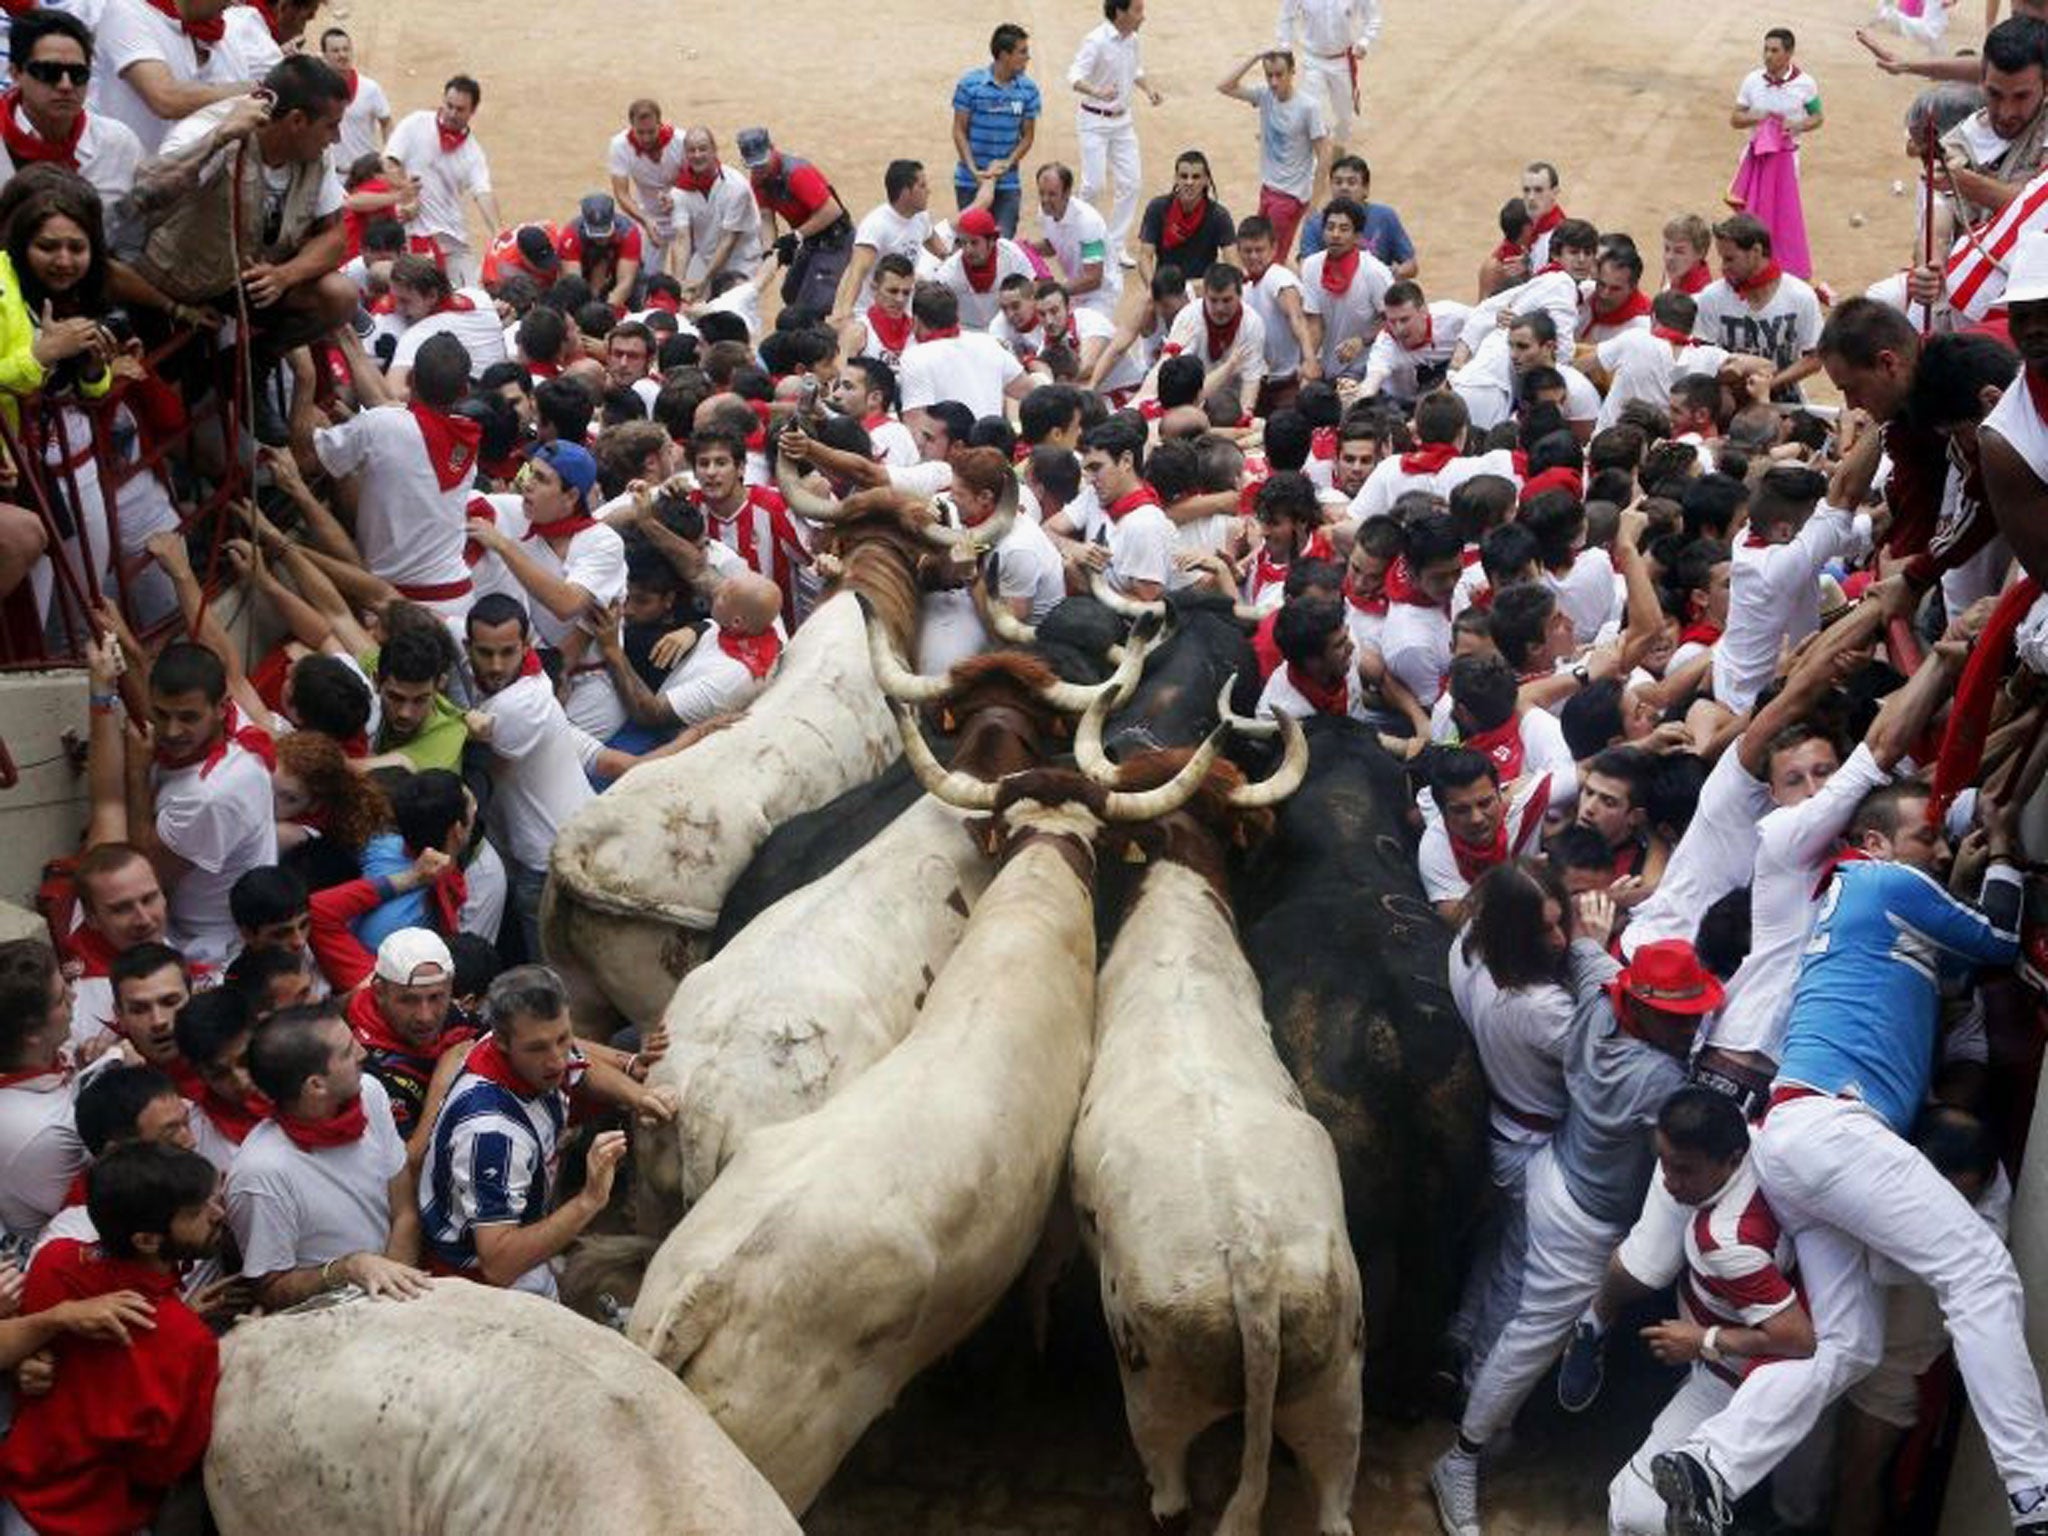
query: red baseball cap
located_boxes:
[956,207,1000,240]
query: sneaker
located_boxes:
[2012,1481,2048,1532]
[1117,249,1139,269]
[1652,1450,1732,1536]
[1556,1320,1605,1412]
[1429,1447,1481,1536]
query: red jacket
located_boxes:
[0,1240,219,1536]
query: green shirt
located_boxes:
[360,650,470,771]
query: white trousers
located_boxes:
[441,242,479,290]
[1076,117,1141,254]
[1684,1096,2048,1505]
[1448,1133,1541,1387]
[1460,1145,1626,1445]
[1611,1366,1735,1536]
[1300,53,1358,146]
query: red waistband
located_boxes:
[394,576,473,603]
[1765,1083,1839,1119]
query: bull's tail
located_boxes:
[1218,1244,1282,1536]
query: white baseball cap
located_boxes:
[2005,231,2048,307]
[373,928,453,987]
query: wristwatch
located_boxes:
[1700,1325,1724,1364]
[1570,662,1591,688]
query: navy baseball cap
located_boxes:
[736,127,773,168]
[577,193,618,241]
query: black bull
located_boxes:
[1236,714,1488,1409]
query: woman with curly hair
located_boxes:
[272,730,392,890]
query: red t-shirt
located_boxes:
[555,221,645,270]
[0,1240,220,1535]
[343,175,394,260]
[480,223,563,291]
[754,160,834,227]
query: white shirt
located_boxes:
[675,163,762,281]
[1622,749,1775,959]
[898,331,1024,419]
[1068,21,1143,121]
[336,71,391,167]
[1595,329,1730,432]
[1351,447,1519,523]
[935,239,1039,331]
[228,1075,406,1279]
[0,107,143,209]
[1257,660,1368,723]
[1275,0,1383,55]
[1458,266,1584,358]
[1380,599,1453,708]
[1546,548,1617,645]
[1704,744,1892,1061]
[387,290,509,375]
[866,414,920,467]
[1299,248,1394,374]
[1693,273,1822,373]
[991,514,1068,622]
[479,499,627,652]
[658,620,776,726]
[1417,772,1552,905]
[1250,84,1329,201]
[1161,301,1270,411]
[155,742,276,966]
[478,673,601,873]
[385,109,492,250]
[1106,500,1176,595]
[0,1073,83,1243]
[90,0,266,155]
[1363,300,1467,402]
[1987,366,2048,485]
[1735,65,1822,132]
[1448,933,1571,1144]
[1713,505,1868,714]
[852,200,934,306]
[313,405,474,595]
[1245,263,1307,381]
[1040,195,1121,314]
[606,126,689,238]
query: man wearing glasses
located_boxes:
[0,11,144,208]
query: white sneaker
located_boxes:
[1430,1447,1481,1536]
[1117,249,1138,269]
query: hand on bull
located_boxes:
[628,1021,670,1081]
[1573,889,1617,948]
[649,626,700,669]
[186,1278,255,1325]
[577,1131,631,1213]
[633,1085,681,1127]
[341,1252,431,1302]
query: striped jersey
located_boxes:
[419,1061,572,1296]
[952,67,1041,193]
[1677,1156,1798,1365]
[696,485,808,628]
[1946,165,2048,321]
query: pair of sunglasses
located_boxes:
[22,60,91,87]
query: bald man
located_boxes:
[599,571,786,733]
[674,126,764,292]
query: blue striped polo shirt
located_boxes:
[953,66,1041,194]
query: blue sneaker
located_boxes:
[1555,1319,1604,1413]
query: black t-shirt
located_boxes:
[1139,195,1236,282]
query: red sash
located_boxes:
[153,702,276,778]
[1400,441,1459,476]
[408,402,482,492]
[272,1096,369,1152]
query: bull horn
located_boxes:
[1073,685,1118,785]
[892,702,1001,810]
[1227,708,1309,809]
[1089,570,1166,620]
[1102,725,1226,821]
[920,476,1018,554]
[1215,672,1278,738]
[861,594,950,705]
[1035,613,1154,715]
[775,453,854,523]
[973,557,1038,645]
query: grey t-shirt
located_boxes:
[1551,940,1691,1227]
[1253,85,1328,201]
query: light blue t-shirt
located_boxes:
[1251,84,1327,202]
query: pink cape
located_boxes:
[1727,115,1813,279]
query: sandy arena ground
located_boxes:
[340,0,1972,1528]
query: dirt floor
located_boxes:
[340,0,1968,1528]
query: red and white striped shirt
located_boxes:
[1677,1156,1799,1381]
[695,485,808,626]
[1947,166,2048,322]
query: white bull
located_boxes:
[1071,707,1363,1536]
[628,726,1222,1513]
[543,590,899,1024]
[204,1282,800,1535]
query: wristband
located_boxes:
[1571,663,1591,688]
[1700,1325,1723,1363]
[88,692,117,710]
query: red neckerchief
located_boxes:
[463,493,496,567]
[0,1061,70,1091]
[919,324,961,343]
[716,626,783,680]
[1137,397,1165,422]
[461,1033,586,1101]
[1384,555,1448,613]
[515,649,546,680]
[1534,261,1567,277]
[144,0,225,44]
[1677,620,1722,647]
[1652,324,1693,347]
[1763,65,1802,86]
[0,91,85,169]
[59,1171,88,1208]
[407,401,482,492]
[198,1083,271,1145]
[272,1095,369,1152]
[435,113,470,155]
[1742,529,1773,549]
[1529,204,1565,239]
[1310,426,1339,462]
[244,0,283,39]
[336,731,370,761]
[1810,845,1868,900]
[1672,263,1711,296]
[153,701,276,777]
[1161,192,1210,251]
[961,243,1001,293]
[1492,236,1531,261]
[1460,546,1482,568]
[1450,774,1550,884]
[1105,485,1163,523]
[343,68,360,102]
[1320,247,1361,294]
[431,292,477,315]
[1587,289,1652,330]
[674,158,721,194]
[347,986,462,1064]
[68,925,119,979]
[1518,466,1584,504]
[368,292,397,317]
[1464,715,1525,779]
[1400,441,1459,476]
[1286,661,1349,716]
[1204,307,1243,357]
[867,304,913,356]
[643,289,680,316]
[1732,259,1783,301]
[634,123,675,161]
[522,506,598,542]
[0,0,38,13]
[1467,583,1495,611]
[1343,578,1387,616]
